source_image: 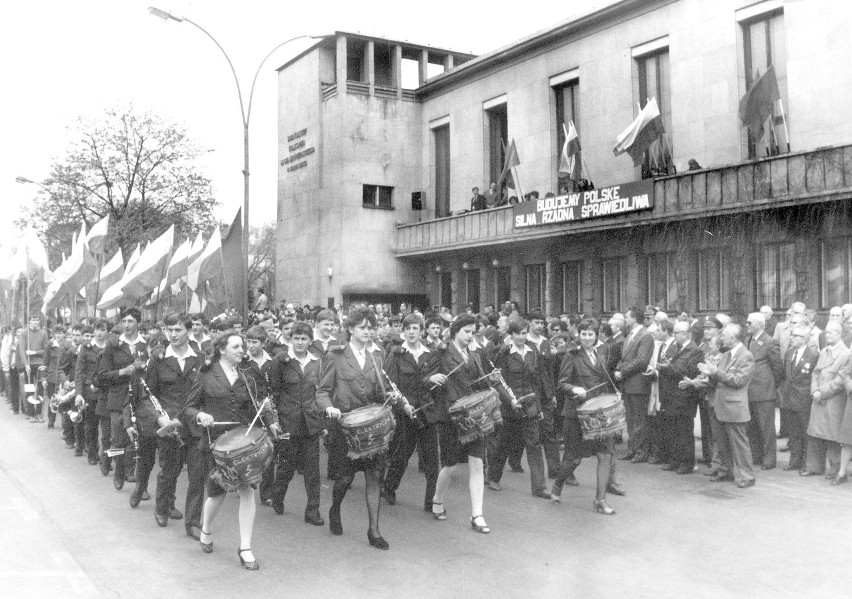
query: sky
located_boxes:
[0,0,612,241]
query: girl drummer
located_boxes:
[431,314,501,533]
[551,318,623,515]
[183,331,281,570]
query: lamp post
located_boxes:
[148,6,328,317]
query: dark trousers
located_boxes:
[384,417,439,509]
[783,408,810,469]
[539,402,561,476]
[0,367,6,397]
[22,365,41,418]
[8,367,21,413]
[648,414,669,461]
[805,437,840,476]
[185,439,207,531]
[155,436,188,516]
[697,399,713,462]
[666,413,695,469]
[46,382,59,428]
[273,434,322,514]
[132,436,158,493]
[98,414,111,457]
[110,410,131,480]
[747,401,777,467]
[623,392,650,456]
[80,408,99,460]
[489,417,546,494]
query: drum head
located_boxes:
[341,405,387,427]
[578,393,620,413]
[451,389,496,411]
[214,426,264,452]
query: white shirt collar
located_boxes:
[249,350,272,366]
[165,344,197,359]
[119,333,141,346]
[288,345,319,363]
[509,343,530,357]
[468,338,482,352]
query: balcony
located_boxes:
[396,144,852,257]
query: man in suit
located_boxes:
[802,321,849,478]
[646,319,677,465]
[316,306,398,550]
[658,321,703,474]
[760,306,778,337]
[778,326,819,472]
[614,306,655,462]
[470,187,487,211]
[744,313,783,469]
[698,323,756,488]
[606,313,625,378]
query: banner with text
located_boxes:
[513,179,654,228]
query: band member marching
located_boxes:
[315,307,399,550]
[124,334,161,510]
[75,322,108,466]
[242,325,278,505]
[183,331,282,570]
[96,307,148,491]
[266,322,325,525]
[431,314,501,534]
[143,314,203,530]
[383,314,441,511]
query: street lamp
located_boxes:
[148,6,330,317]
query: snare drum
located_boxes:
[210,426,274,491]
[576,393,627,441]
[449,389,498,444]
[339,405,396,460]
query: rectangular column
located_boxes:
[545,258,555,317]
[365,40,375,93]
[443,54,454,71]
[392,45,402,99]
[336,36,347,84]
[418,49,429,86]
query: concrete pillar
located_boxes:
[545,257,555,317]
[365,40,375,93]
[451,268,459,314]
[336,36,347,85]
[392,45,402,99]
[418,49,429,86]
[510,262,521,308]
[443,54,454,71]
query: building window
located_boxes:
[636,49,673,178]
[646,252,677,310]
[485,103,508,196]
[561,261,582,315]
[362,184,394,209]
[464,269,481,312]
[439,271,453,310]
[434,125,450,218]
[525,264,545,312]
[697,248,730,312]
[602,258,625,313]
[554,79,579,194]
[495,266,512,306]
[742,9,788,158]
[758,242,796,310]
[821,239,851,308]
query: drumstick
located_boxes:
[245,397,269,436]
[411,401,435,415]
[584,382,609,395]
[430,362,465,390]
[209,421,241,426]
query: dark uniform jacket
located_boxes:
[96,335,149,412]
[144,348,203,419]
[558,345,615,419]
[436,342,491,422]
[384,344,440,425]
[779,345,819,413]
[268,349,324,437]
[76,341,107,416]
[657,340,703,415]
[315,344,384,414]
[493,343,547,420]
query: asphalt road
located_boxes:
[0,408,849,599]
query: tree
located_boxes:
[20,106,218,268]
[248,223,276,305]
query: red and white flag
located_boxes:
[613,97,664,166]
[558,121,582,181]
[121,226,174,299]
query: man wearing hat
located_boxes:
[96,307,149,490]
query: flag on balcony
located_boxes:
[558,121,582,181]
[498,139,520,190]
[739,65,780,135]
[613,97,664,166]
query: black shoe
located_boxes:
[762,464,775,470]
[783,464,801,471]
[661,463,679,471]
[186,526,202,540]
[606,482,626,496]
[676,465,694,475]
[736,479,755,489]
[304,511,324,526]
[382,489,396,505]
[199,530,213,553]
[630,454,648,464]
[532,490,551,499]
[799,471,821,477]
[711,473,734,482]
[114,477,124,491]
[648,455,662,465]
[169,507,183,520]
[368,530,389,550]
[65,441,75,450]
[329,507,343,535]
[129,491,142,509]
[619,452,636,461]
[155,512,168,527]
[125,473,137,484]
[271,500,284,516]
[88,456,99,465]
[74,448,84,457]
[100,455,111,476]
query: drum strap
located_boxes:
[369,351,388,400]
[597,347,620,397]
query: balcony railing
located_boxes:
[396,144,852,257]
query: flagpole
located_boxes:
[91,251,105,319]
[777,99,790,153]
